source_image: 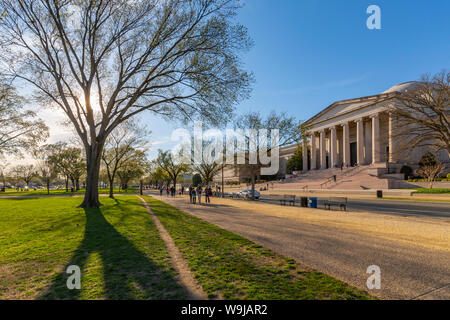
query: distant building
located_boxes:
[218,82,449,186]
[302,81,449,174]
[214,144,298,183]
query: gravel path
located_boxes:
[155,194,450,300]
[138,196,207,300]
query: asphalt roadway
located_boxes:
[259,195,450,218]
[157,194,450,300]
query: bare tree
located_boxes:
[116,149,148,190]
[195,161,221,185]
[155,149,190,190]
[0,79,48,156]
[36,160,58,195]
[102,120,149,198]
[47,143,85,191]
[33,144,58,194]
[235,111,303,200]
[0,0,253,207]
[190,137,222,185]
[150,166,170,189]
[11,164,35,188]
[416,152,444,189]
[0,162,8,190]
[390,70,450,158]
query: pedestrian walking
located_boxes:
[192,189,197,204]
[205,186,211,203]
[197,185,202,204]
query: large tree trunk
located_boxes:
[221,164,224,198]
[108,174,115,199]
[79,143,103,208]
[173,176,177,197]
[46,179,50,195]
[251,166,256,201]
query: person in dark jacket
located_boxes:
[188,185,193,203]
[191,189,197,204]
[205,186,211,204]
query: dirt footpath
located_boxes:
[155,193,450,300]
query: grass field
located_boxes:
[0,196,186,299]
[147,197,373,300]
[0,188,138,197]
[413,188,450,194]
[382,197,450,203]
[0,195,373,300]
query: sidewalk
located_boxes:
[155,193,450,300]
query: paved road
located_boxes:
[155,194,450,300]
[258,195,450,218]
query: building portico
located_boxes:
[305,112,390,171]
[302,85,407,172]
[302,81,450,175]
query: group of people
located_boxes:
[158,184,213,205]
[188,185,213,205]
[159,185,177,197]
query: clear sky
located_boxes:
[9,0,450,162]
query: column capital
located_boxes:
[354,117,363,123]
[370,113,380,119]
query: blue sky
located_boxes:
[143,0,449,158]
[237,0,449,119]
[13,0,450,162]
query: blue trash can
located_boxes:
[309,197,318,208]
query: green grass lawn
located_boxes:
[381,197,450,203]
[413,188,450,194]
[0,195,373,300]
[0,196,186,299]
[0,188,138,197]
[147,197,373,300]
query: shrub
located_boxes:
[400,165,413,179]
[192,174,202,187]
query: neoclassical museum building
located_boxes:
[217,82,448,187]
[301,81,449,174]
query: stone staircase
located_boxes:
[269,163,417,190]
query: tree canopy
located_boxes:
[391,70,450,157]
[0,80,48,156]
[0,0,253,207]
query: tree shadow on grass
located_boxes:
[40,204,186,300]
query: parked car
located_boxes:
[237,189,260,200]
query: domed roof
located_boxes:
[383,81,418,94]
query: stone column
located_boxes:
[320,129,326,169]
[330,126,337,168]
[310,134,316,170]
[371,114,380,164]
[341,122,350,167]
[302,138,308,172]
[356,118,365,165]
[388,113,395,162]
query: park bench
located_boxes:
[323,197,347,211]
[280,194,296,206]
